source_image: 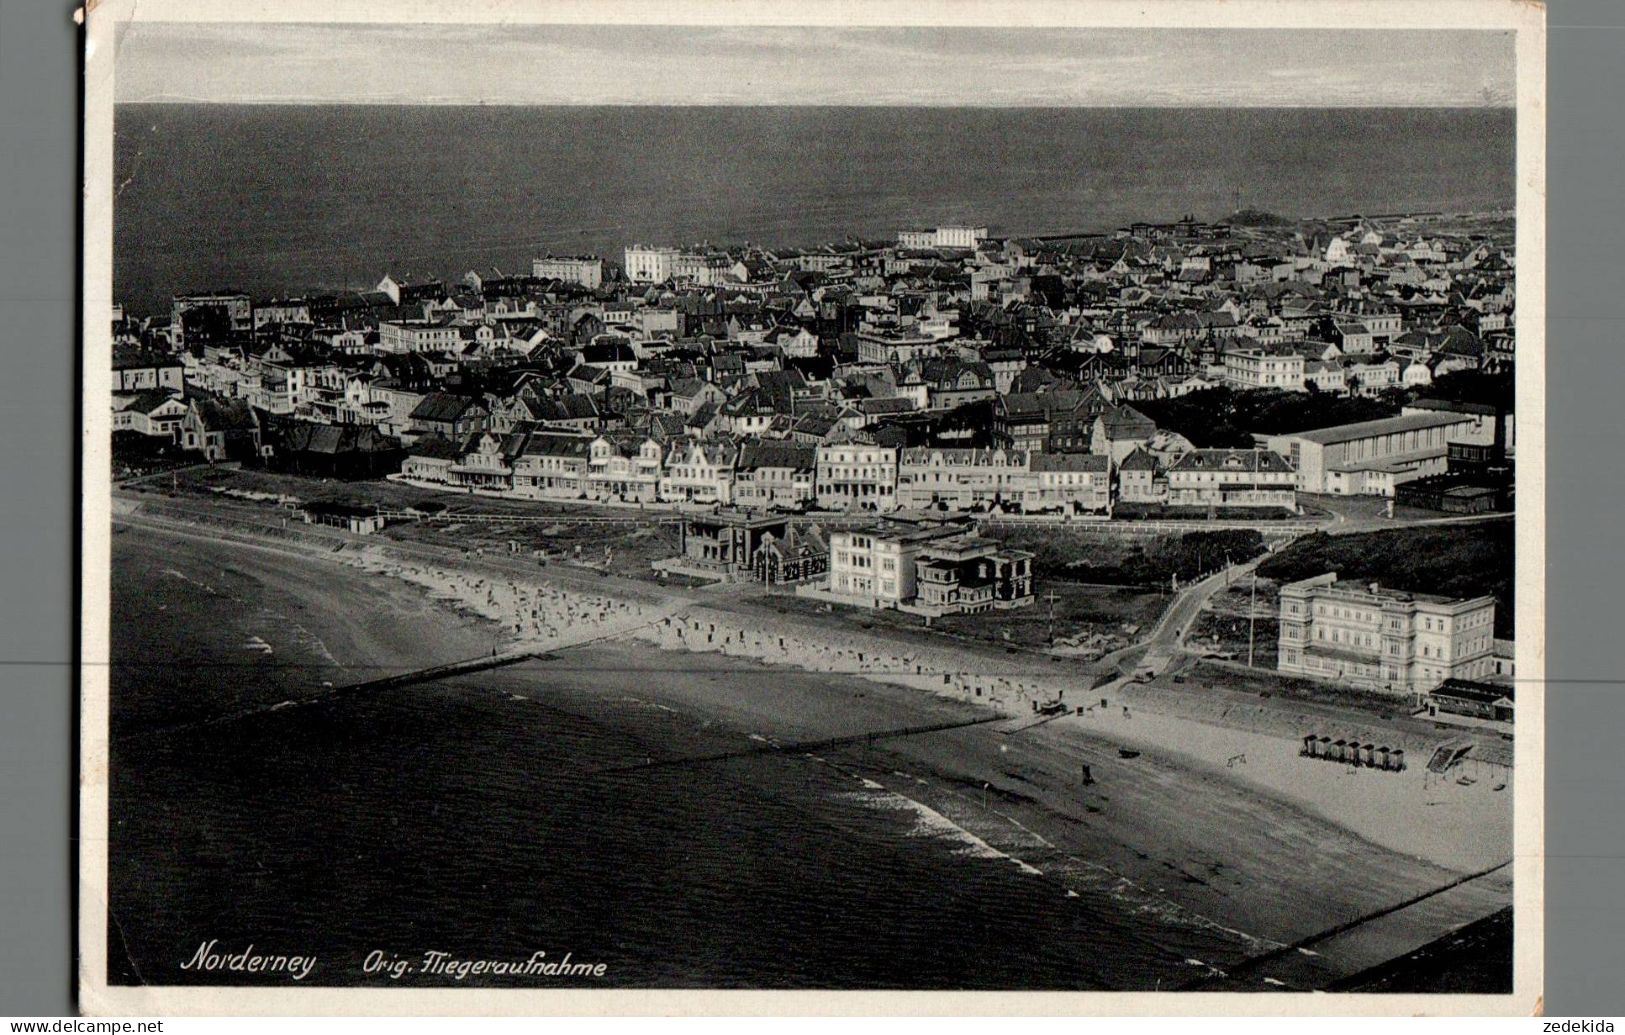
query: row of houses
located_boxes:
[397,426,1300,515]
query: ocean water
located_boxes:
[108,529,1248,989]
[111,105,1514,316]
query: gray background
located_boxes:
[0,0,1620,1016]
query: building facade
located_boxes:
[1267,412,1476,496]
[896,447,1029,512]
[531,255,604,289]
[815,444,899,512]
[1276,573,1498,696]
[1024,453,1111,513]
[1165,449,1297,509]
[1222,348,1306,391]
[822,520,1030,615]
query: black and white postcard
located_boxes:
[79,0,1546,1015]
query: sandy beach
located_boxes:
[107,502,1514,988]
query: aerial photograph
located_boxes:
[99,18,1521,996]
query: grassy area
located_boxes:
[988,526,1267,587]
[1177,660,1412,721]
[1188,612,1280,669]
[764,581,1166,657]
[1256,518,1514,638]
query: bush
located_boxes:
[1062,530,1267,587]
[1257,519,1514,638]
[1138,387,1404,447]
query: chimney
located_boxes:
[1369,581,1381,596]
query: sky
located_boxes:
[113,23,1516,108]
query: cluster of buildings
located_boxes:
[111,212,1513,512]
[108,212,1521,683]
[658,508,1032,618]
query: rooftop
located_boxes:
[1281,411,1476,447]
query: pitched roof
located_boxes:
[407,434,462,460]
[410,392,482,423]
[1168,448,1294,474]
[1098,404,1156,438]
[1030,453,1109,473]
[281,423,399,455]
[737,439,818,471]
[518,431,594,459]
[1117,446,1159,472]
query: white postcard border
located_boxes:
[78,0,1547,1016]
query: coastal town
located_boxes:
[113,209,1516,713]
[105,194,1526,992]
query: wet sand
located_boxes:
[107,511,1513,988]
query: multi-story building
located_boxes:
[733,440,817,511]
[662,509,792,581]
[1266,412,1477,496]
[377,319,467,354]
[531,255,604,289]
[897,225,989,250]
[855,331,942,366]
[1346,358,1401,396]
[659,440,739,505]
[112,389,189,439]
[1222,347,1305,391]
[447,430,516,491]
[825,521,955,606]
[1303,359,1348,393]
[625,245,731,285]
[895,447,1029,512]
[252,300,313,329]
[623,245,676,284]
[671,252,732,285]
[407,392,489,440]
[815,444,898,512]
[1023,453,1112,513]
[913,536,1034,616]
[586,434,663,502]
[113,344,185,393]
[1165,449,1297,509]
[171,293,253,348]
[511,432,592,500]
[993,388,1104,454]
[822,520,1032,615]
[1276,573,1498,697]
[1116,447,1165,504]
[934,225,989,249]
[1091,405,1157,464]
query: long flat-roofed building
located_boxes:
[1266,411,1477,496]
[1277,572,1498,697]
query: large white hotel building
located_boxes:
[1276,573,1498,697]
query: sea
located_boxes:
[109,528,1257,989]
[111,104,1514,316]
